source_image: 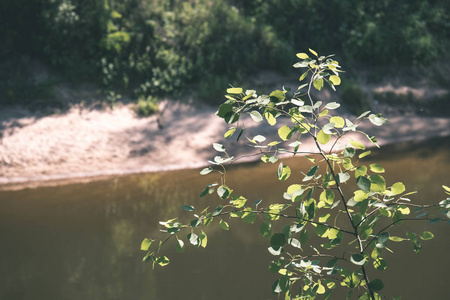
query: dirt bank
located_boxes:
[1,89,450,190]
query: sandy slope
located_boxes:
[1,96,450,189]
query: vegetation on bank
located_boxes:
[1,0,449,109]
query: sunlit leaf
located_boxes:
[200,167,213,175]
[224,127,236,138]
[248,110,263,123]
[330,116,345,127]
[297,53,309,59]
[420,231,434,240]
[278,125,291,141]
[369,164,385,173]
[350,140,365,150]
[368,114,388,126]
[213,143,226,152]
[277,163,291,181]
[313,78,324,91]
[309,48,318,56]
[317,129,330,144]
[329,75,341,85]
[325,102,340,110]
[227,87,243,94]
[141,238,153,251]
[264,111,277,126]
[370,174,386,192]
[156,256,170,266]
[359,151,371,158]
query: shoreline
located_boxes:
[1,98,450,191]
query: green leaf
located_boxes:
[182,205,195,211]
[227,87,243,94]
[368,279,384,291]
[216,103,233,118]
[212,205,223,216]
[313,78,324,91]
[213,143,225,152]
[264,111,277,126]
[376,232,389,248]
[253,135,266,143]
[300,230,309,245]
[368,114,388,126]
[369,163,385,173]
[296,53,309,59]
[187,232,199,246]
[140,238,153,251]
[277,163,291,181]
[309,48,318,56]
[231,196,247,208]
[219,219,229,230]
[359,151,371,158]
[391,182,405,195]
[249,111,263,122]
[355,165,367,178]
[176,239,185,253]
[329,75,341,85]
[260,221,272,238]
[330,116,345,127]
[325,102,340,110]
[350,140,365,150]
[278,125,291,141]
[190,219,201,227]
[317,129,331,144]
[217,185,231,199]
[357,176,371,192]
[224,127,236,138]
[320,190,335,205]
[389,236,405,242]
[420,231,434,240]
[242,211,256,223]
[350,254,366,265]
[271,233,287,249]
[338,172,350,183]
[156,256,170,266]
[303,165,319,181]
[199,230,207,248]
[343,147,355,158]
[322,122,335,134]
[370,174,386,192]
[200,167,213,175]
[299,71,309,81]
[270,90,285,102]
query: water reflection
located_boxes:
[0,136,449,299]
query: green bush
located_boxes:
[1,0,449,106]
[133,96,159,117]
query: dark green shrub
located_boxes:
[133,96,159,117]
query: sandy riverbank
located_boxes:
[1,91,450,190]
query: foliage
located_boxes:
[2,0,449,107]
[133,96,159,117]
[142,51,450,299]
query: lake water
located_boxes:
[0,137,449,299]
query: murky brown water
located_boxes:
[0,137,449,299]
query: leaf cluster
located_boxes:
[142,51,450,300]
